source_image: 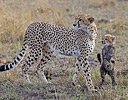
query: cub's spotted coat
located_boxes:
[97,34,117,87]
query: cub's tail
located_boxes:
[0,43,27,71]
[97,53,102,64]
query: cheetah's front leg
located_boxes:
[81,57,96,92]
[72,60,81,86]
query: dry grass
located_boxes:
[0,0,65,44]
[89,0,116,8]
[0,0,128,99]
[97,0,116,7]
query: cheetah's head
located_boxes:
[73,14,96,30]
[102,34,116,46]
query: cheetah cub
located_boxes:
[97,34,117,87]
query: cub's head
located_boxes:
[102,34,116,46]
[73,14,96,30]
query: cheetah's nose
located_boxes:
[73,24,76,26]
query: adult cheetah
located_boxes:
[0,15,98,91]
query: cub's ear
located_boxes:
[112,36,116,41]
[88,17,95,23]
[112,36,116,44]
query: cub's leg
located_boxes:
[21,46,42,83]
[100,66,106,86]
[37,43,53,84]
[108,70,117,87]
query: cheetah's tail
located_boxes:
[97,53,102,64]
[0,42,27,72]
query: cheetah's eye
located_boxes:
[79,19,82,21]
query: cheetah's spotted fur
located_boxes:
[0,14,98,91]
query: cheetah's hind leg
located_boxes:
[21,46,42,84]
[36,43,53,84]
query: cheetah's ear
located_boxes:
[88,17,95,23]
